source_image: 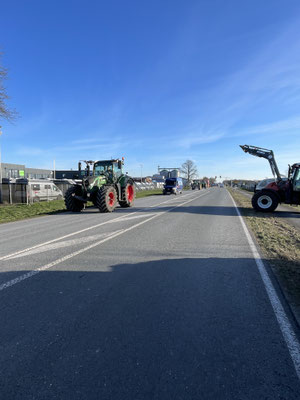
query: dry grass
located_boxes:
[228,188,300,311]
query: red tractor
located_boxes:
[240,145,300,212]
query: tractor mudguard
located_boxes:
[260,189,281,203]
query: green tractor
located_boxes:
[64,158,136,213]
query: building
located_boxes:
[1,163,53,180]
[54,170,79,179]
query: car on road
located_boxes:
[163,177,183,195]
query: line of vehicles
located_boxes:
[7,145,298,214]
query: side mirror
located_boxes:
[118,160,122,170]
[78,162,82,173]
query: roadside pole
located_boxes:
[0,127,2,203]
[9,180,12,204]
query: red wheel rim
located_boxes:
[108,191,115,207]
[127,185,134,202]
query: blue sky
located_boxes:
[1,0,300,179]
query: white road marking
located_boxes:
[0,191,210,292]
[0,191,204,262]
[228,190,300,380]
[115,213,156,223]
[5,231,124,259]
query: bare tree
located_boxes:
[0,53,17,123]
[181,160,198,182]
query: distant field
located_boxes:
[228,188,300,322]
[0,189,163,224]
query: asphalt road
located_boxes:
[0,188,299,399]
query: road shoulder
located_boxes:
[228,187,300,328]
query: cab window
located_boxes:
[113,162,122,178]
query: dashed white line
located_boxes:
[5,231,125,259]
[0,191,206,262]
[0,191,210,292]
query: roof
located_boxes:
[94,159,120,164]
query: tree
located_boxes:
[181,160,198,182]
[0,53,17,123]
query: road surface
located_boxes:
[0,188,299,399]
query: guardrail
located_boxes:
[134,182,164,191]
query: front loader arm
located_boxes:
[240,145,282,182]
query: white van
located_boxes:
[28,180,63,202]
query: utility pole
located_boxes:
[140,164,143,183]
[53,159,56,180]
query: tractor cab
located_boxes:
[78,159,123,184]
[290,164,300,193]
[94,159,123,180]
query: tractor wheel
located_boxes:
[119,181,136,208]
[64,186,84,212]
[97,186,118,212]
[252,191,279,212]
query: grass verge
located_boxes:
[135,189,163,198]
[0,189,164,224]
[228,188,300,319]
[0,200,67,224]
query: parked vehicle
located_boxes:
[163,177,183,195]
[240,144,300,212]
[28,180,63,202]
[64,158,135,212]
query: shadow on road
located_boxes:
[1,257,299,399]
[77,205,300,219]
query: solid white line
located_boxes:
[0,191,210,292]
[227,190,300,380]
[0,191,203,262]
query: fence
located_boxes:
[0,179,75,205]
[0,181,28,204]
[134,182,164,191]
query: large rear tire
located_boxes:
[252,191,279,212]
[97,186,118,212]
[119,181,136,208]
[64,186,84,212]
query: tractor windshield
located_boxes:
[94,162,113,176]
